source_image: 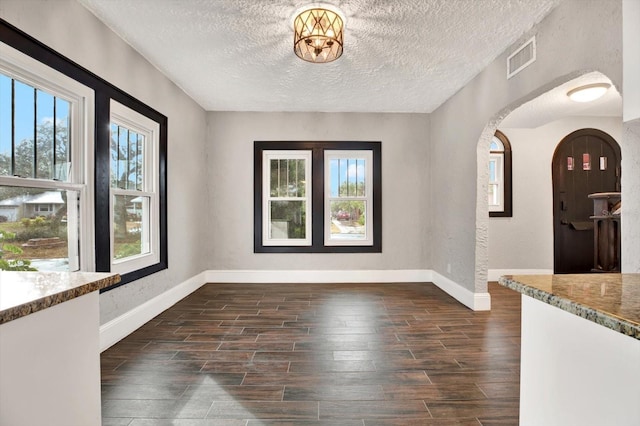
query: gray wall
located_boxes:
[205,112,431,271]
[489,117,622,270]
[430,0,623,293]
[0,0,209,324]
[622,0,640,272]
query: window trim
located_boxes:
[0,17,168,290]
[489,130,512,218]
[254,141,382,253]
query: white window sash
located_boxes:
[262,151,311,246]
[324,150,373,246]
[109,100,159,274]
[489,153,504,212]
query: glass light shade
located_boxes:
[567,83,611,103]
[293,8,343,63]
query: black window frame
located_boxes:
[489,130,513,218]
[254,141,382,253]
[0,18,168,291]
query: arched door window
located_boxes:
[489,130,512,217]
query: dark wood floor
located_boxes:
[101,282,521,425]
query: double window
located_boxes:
[489,130,512,217]
[255,141,381,253]
[0,25,167,287]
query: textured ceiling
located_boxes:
[501,72,622,128]
[78,0,560,113]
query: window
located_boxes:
[262,151,311,246]
[325,150,373,246]
[1,22,167,288]
[489,130,512,217]
[255,141,381,253]
[109,100,159,274]
[0,42,94,272]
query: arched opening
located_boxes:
[475,71,623,291]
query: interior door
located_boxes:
[552,129,620,274]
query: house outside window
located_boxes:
[489,130,512,217]
[255,141,381,253]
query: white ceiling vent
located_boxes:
[507,36,536,79]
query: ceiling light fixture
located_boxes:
[567,83,611,103]
[293,6,344,63]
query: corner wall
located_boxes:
[0,0,209,324]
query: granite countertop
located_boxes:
[0,271,120,324]
[499,274,640,340]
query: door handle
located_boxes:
[561,219,569,225]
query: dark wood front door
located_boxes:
[552,129,620,274]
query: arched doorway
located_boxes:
[552,128,621,274]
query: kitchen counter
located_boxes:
[497,273,640,426]
[498,273,640,339]
[0,270,120,324]
[0,271,120,426]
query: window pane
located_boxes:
[55,97,71,181]
[270,158,306,198]
[13,80,35,178]
[269,200,305,239]
[488,183,498,205]
[113,194,149,260]
[36,90,54,179]
[332,157,366,198]
[489,159,496,181]
[330,200,365,240]
[0,75,12,176]
[490,137,504,151]
[110,123,119,186]
[0,186,78,272]
[111,123,145,190]
[135,133,143,191]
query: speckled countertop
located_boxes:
[499,274,640,340]
[0,271,120,324]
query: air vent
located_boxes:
[507,36,536,79]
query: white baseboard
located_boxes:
[99,272,208,352]
[431,271,491,311]
[100,269,495,350]
[205,269,433,283]
[488,268,553,281]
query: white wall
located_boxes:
[0,0,209,324]
[430,0,623,294]
[206,112,431,271]
[489,117,622,270]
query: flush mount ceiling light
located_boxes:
[293,6,344,63]
[567,83,611,103]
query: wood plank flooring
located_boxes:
[101,282,521,425]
